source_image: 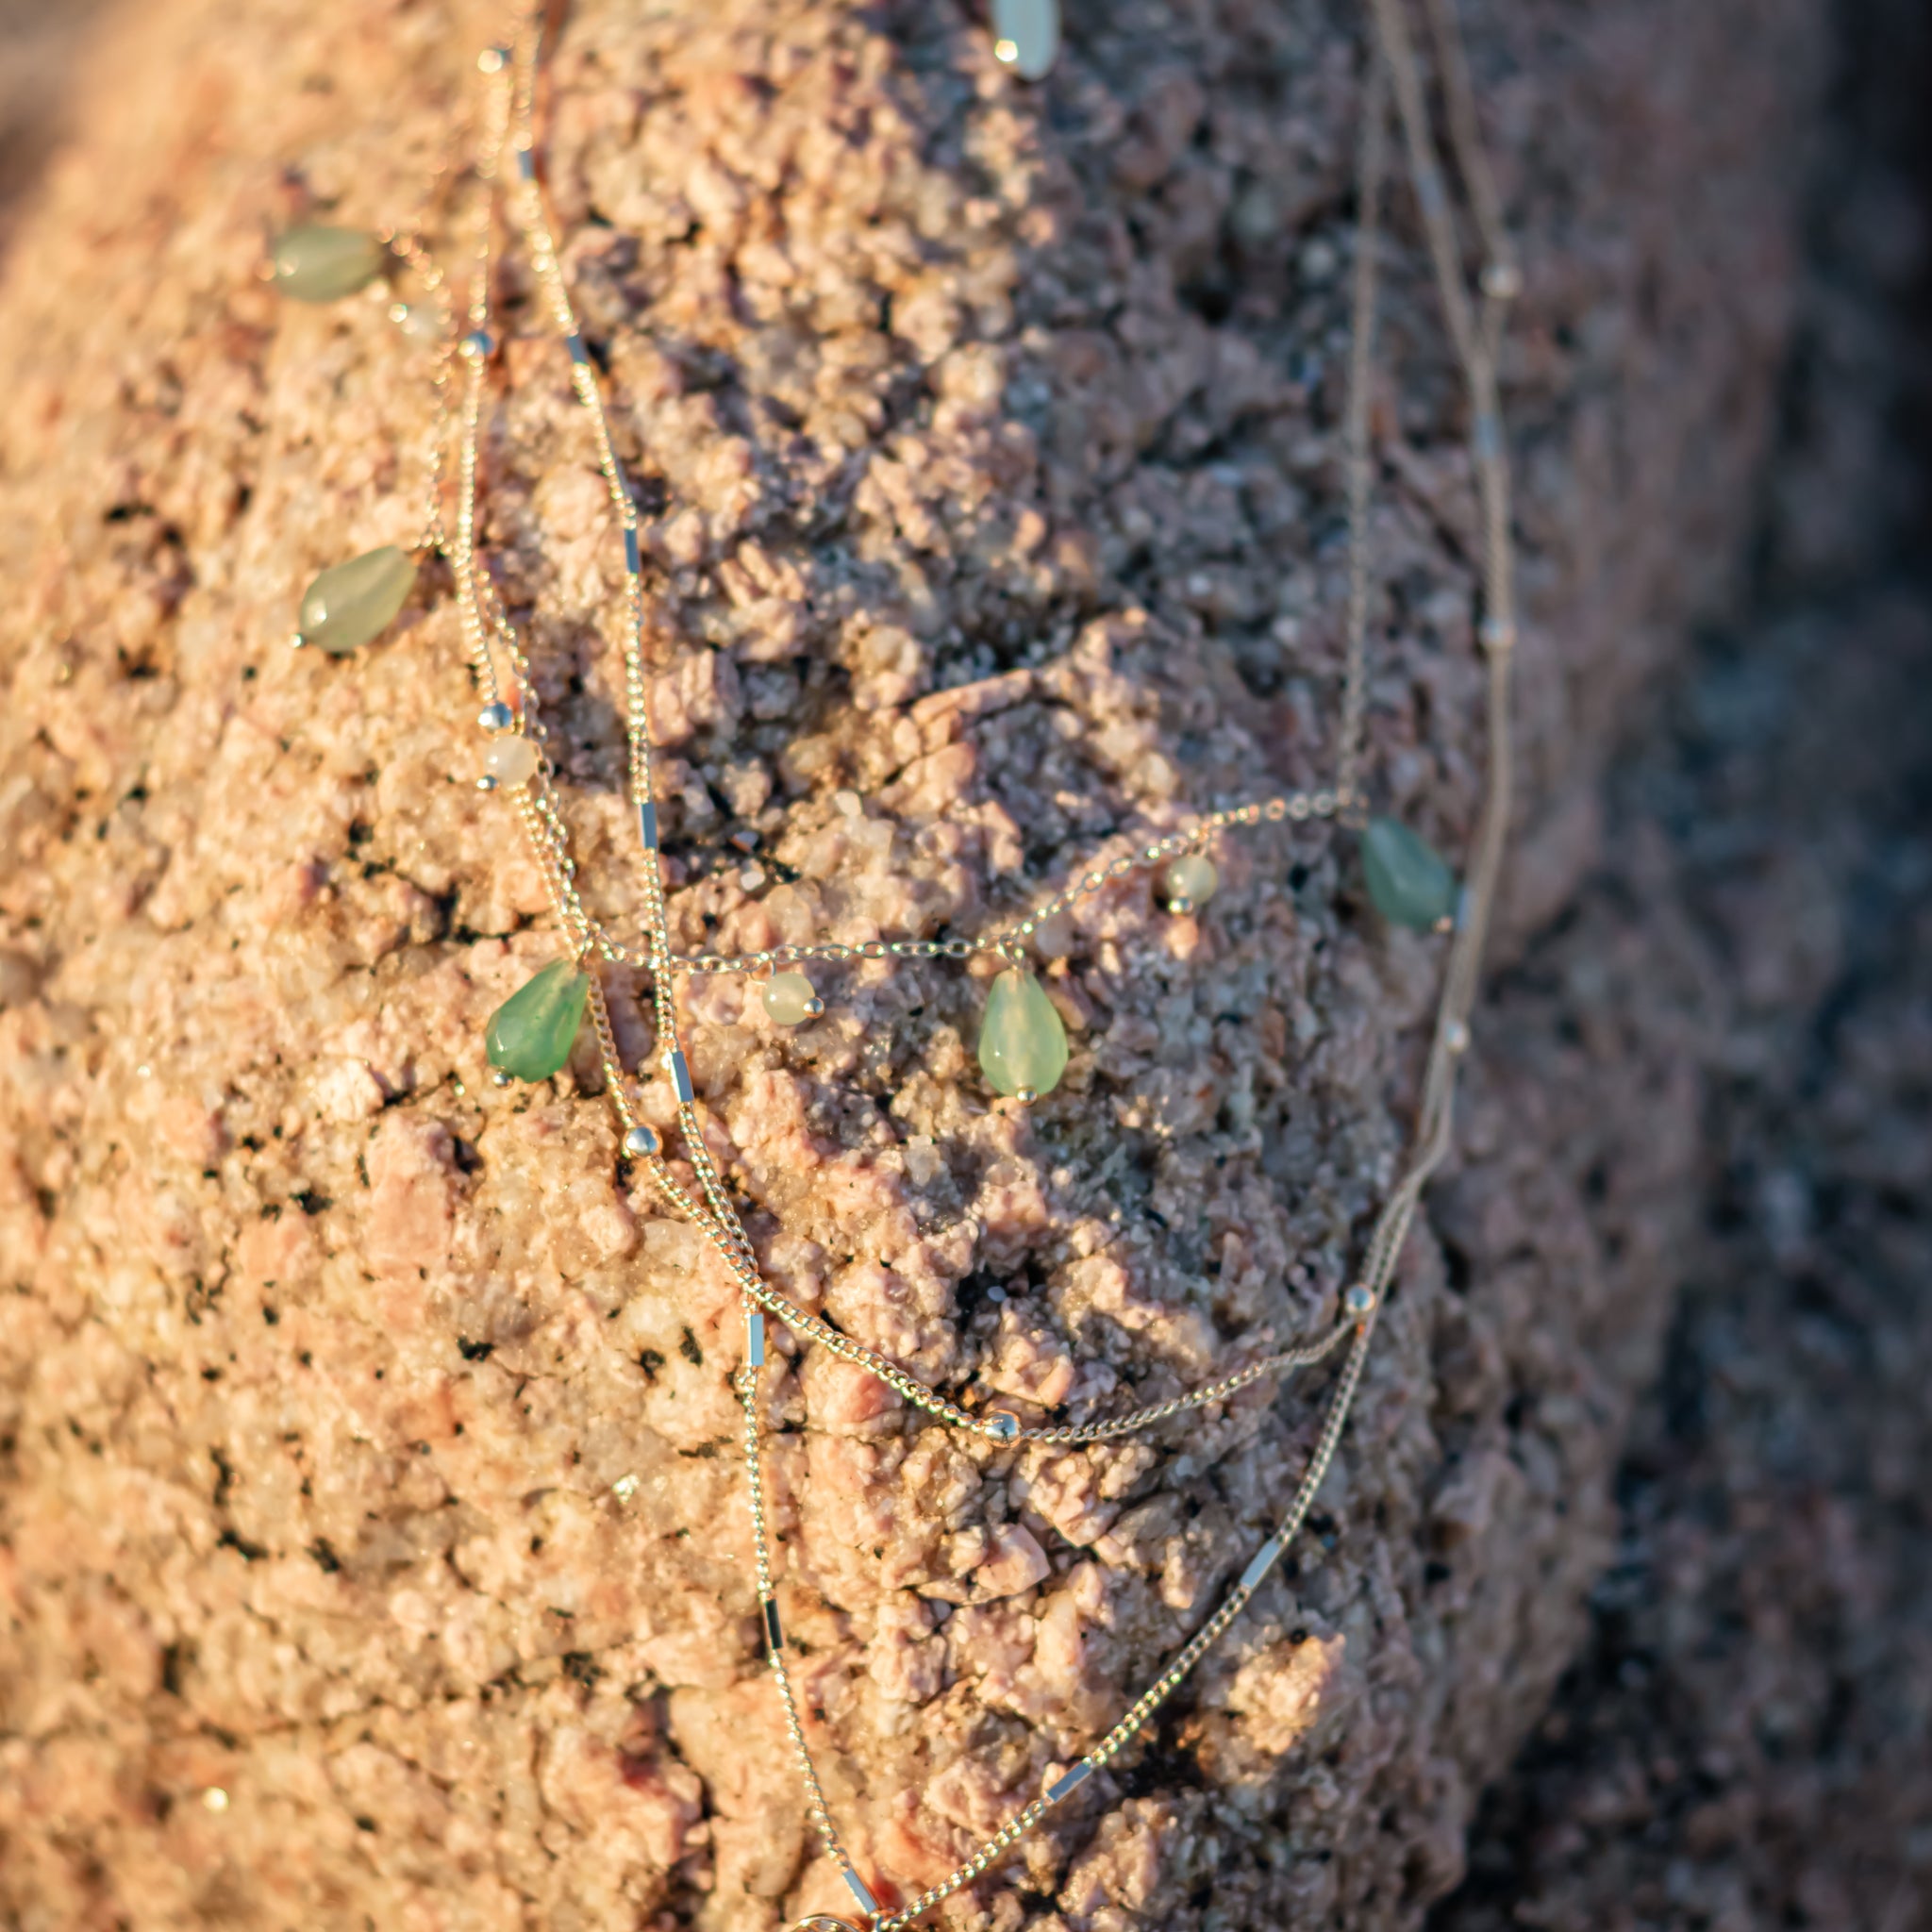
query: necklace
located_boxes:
[267,2,1521,1923]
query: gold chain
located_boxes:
[397,1,1524,1921]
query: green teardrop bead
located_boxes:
[991,0,1061,79]
[1361,815,1459,931]
[977,968,1069,1098]
[485,961,591,1082]
[297,546,418,656]
[270,224,387,303]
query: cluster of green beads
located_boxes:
[267,225,1462,1109]
[272,224,425,658]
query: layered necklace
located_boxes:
[268,2,1521,1924]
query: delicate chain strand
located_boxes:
[1335,41,1390,816]
[736,2,1512,1915]
[417,2,1523,1921]
[874,0,1521,1915]
[865,1317,1380,1932]
[1418,0,1518,373]
[739,1365,853,1874]
[467,784,1354,975]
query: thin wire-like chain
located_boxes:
[376,82,472,559]
[426,2,1519,1922]
[665,789,1348,976]
[1014,1320,1357,1443]
[862,1312,1381,1932]
[869,1,1524,1917]
[1335,47,1390,818]
[739,1367,853,1874]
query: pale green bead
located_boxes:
[297,546,418,656]
[1361,815,1458,930]
[762,971,824,1025]
[991,0,1060,79]
[1162,852,1219,912]
[977,968,1068,1098]
[483,737,541,787]
[270,224,387,303]
[485,960,590,1082]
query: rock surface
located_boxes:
[0,2,1828,1929]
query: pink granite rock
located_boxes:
[0,0,1824,1927]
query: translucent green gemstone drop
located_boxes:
[485,960,591,1082]
[297,546,418,656]
[992,0,1061,79]
[977,968,1069,1098]
[1361,816,1458,930]
[270,224,387,303]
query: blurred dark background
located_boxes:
[1434,0,1932,1924]
[2,1,1926,1926]
[0,1,112,258]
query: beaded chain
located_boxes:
[269,0,1522,1923]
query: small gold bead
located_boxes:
[484,737,541,787]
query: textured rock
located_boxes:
[0,2,1824,1930]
